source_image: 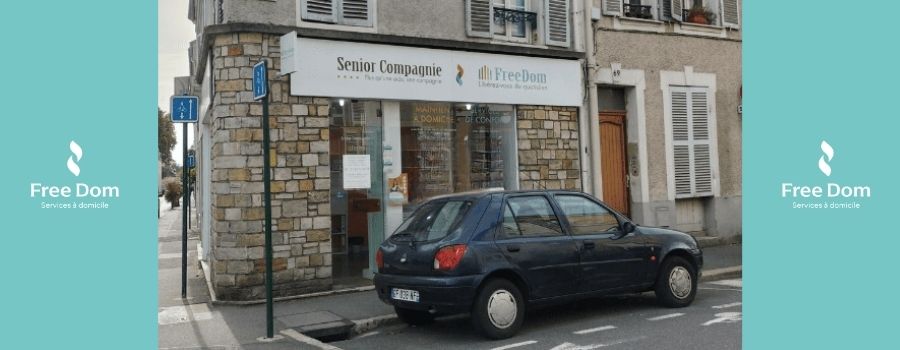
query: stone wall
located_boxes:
[516,106,582,191]
[208,32,332,300]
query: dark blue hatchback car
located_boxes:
[374,189,703,339]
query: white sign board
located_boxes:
[343,154,371,189]
[286,37,583,106]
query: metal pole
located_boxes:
[181,122,188,299]
[262,86,274,339]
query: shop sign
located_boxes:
[282,35,582,106]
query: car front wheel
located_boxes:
[471,278,525,339]
[654,256,698,307]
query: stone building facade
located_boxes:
[187,0,591,300]
[207,33,335,300]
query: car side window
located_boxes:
[506,196,563,236]
[502,204,521,237]
[555,195,619,235]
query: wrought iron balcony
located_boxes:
[493,7,538,30]
[623,2,654,20]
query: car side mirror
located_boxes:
[621,221,636,234]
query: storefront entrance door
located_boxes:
[600,112,630,217]
[329,100,384,288]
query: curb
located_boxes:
[351,314,400,336]
[700,265,742,282]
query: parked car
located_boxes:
[374,190,702,339]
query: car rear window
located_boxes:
[392,200,473,241]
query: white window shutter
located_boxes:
[721,0,740,28]
[659,0,672,21]
[671,89,692,197]
[301,0,337,23]
[670,0,683,22]
[467,0,493,38]
[670,87,715,198]
[690,90,713,195]
[601,0,622,16]
[340,0,372,26]
[545,0,570,47]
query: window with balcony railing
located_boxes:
[466,0,571,47]
[623,0,654,20]
[601,0,740,29]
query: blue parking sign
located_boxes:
[187,154,195,168]
[170,96,199,123]
[253,60,268,101]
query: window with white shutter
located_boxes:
[670,0,683,22]
[545,0,569,47]
[601,0,622,16]
[721,0,740,28]
[466,0,493,38]
[300,0,372,27]
[669,86,715,198]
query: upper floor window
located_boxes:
[493,0,530,43]
[601,0,739,29]
[466,0,571,47]
[300,0,373,27]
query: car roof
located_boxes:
[428,188,589,201]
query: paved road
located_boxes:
[335,279,742,350]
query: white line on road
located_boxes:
[647,313,684,321]
[549,336,647,350]
[490,340,538,350]
[573,325,616,335]
[699,287,742,292]
[712,302,742,309]
[158,252,183,259]
[707,278,742,288]
[158,305,213,326]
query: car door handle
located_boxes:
[506,245,521,252]
[583,241,596,250]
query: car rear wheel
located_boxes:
[654,256,697,307]
[394,306,435,326]
[471,278,524,339]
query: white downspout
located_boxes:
[583,0,602,198]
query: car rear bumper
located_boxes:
[373,273,480,314]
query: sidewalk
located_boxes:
[157,204,741,349]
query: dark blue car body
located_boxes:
[374,190,703,329]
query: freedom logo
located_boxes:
[29,141,120,209]
[781,140,871,209]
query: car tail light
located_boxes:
[433,244,468,271]
[376,249,384,269]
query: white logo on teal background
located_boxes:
[818,140,833,177]
[67,141,83,177]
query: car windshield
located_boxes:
[391,200,472,241]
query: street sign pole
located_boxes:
[171,95,199,301]
[254,60,274,339]
[181,122,188,299]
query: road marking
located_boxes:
[707,278,742,288]
[702,312,742,326]
[355,330,379,338]
[491,340,538,350]
[158,305,212,326]
[647,313,684,321]
[712,302,742,309]
[281,329,342,350]
[158,252,183,259]
[699,287,742,292]
[573,325,616,335]
[550,336,647,350]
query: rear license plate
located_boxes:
[391,288,420,303]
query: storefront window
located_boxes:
[400,102,517,214]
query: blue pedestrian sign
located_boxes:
[253,60,268,101]
[186,154,196,168]
[170,96,199,123]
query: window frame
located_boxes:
[492,0,532,44]
[552,194,623,236]
[496,194,566,240]
[298,0,376,29]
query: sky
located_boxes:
[158,0,196,165]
